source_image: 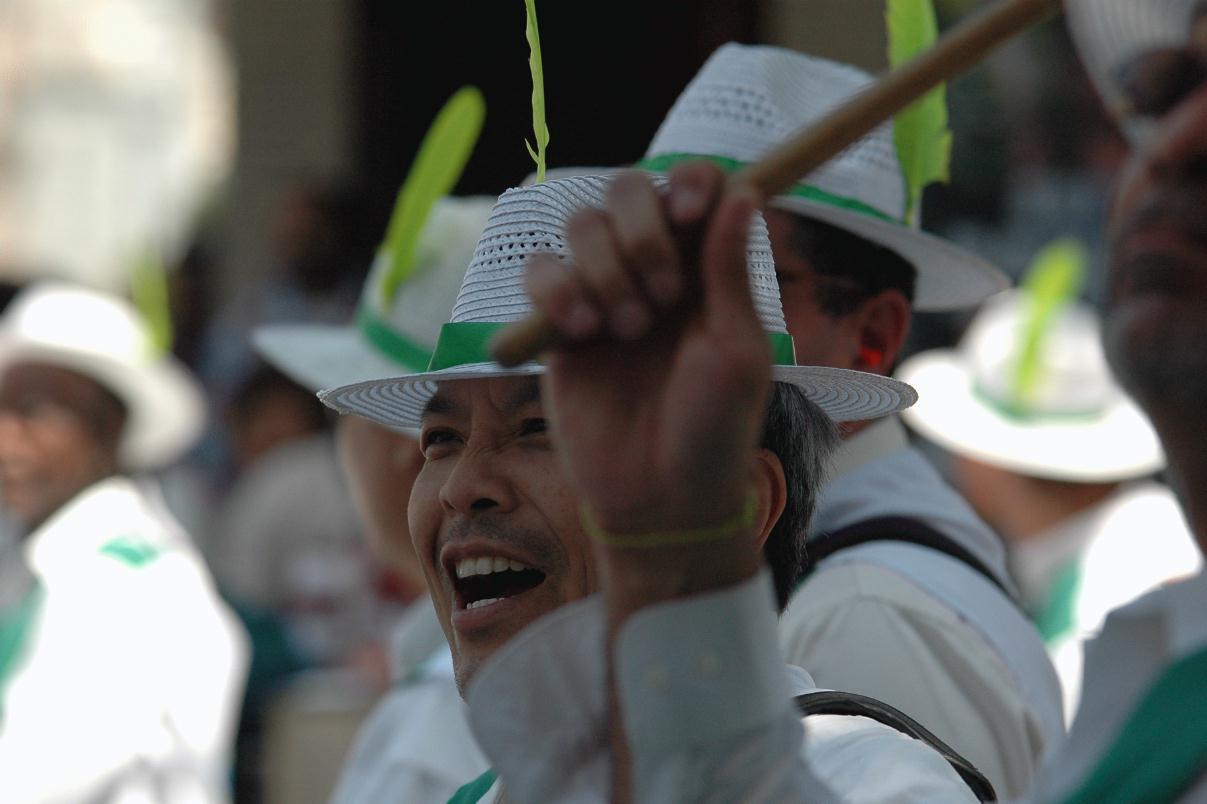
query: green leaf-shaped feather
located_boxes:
[379,86,486,305]
[1011,237,1089,405]
[524,0,550,183]
[887,0,952,226]
[129,247,173,355]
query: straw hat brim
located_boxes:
[320,361,916,432]
[769,195,1009,312]
[897,349,1164,482]
[0,337,206,470]
[252,323,416,395]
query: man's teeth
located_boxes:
[455,556,530,579]
[466,597,503,610]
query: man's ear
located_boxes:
[851,289,912,374]
[751,448,788,551]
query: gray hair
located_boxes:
[761,383,840,610]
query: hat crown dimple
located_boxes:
[645,43,908,223]
[447,174,789,334]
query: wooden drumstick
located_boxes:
[490,0,1062,368]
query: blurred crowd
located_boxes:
[3,0,1207,803]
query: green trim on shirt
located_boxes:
[1061,644,1207,803]
[0,583,44,718]
[1034,561,1081,644]
[447,769,497,803]
[98,536,161,567]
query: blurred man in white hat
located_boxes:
[254,195,496,804]
[639,41,1061,797]
[0,281,248,803]
[898,244,1200,718]
[1027,1,1207,800]
[250,85,497,804]
[323,169,997,803]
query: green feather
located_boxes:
[1011,238,1089,406]
[379,86,486,305]
[523,0,550,183]
[129,247,173,355]
[886,0,952,226]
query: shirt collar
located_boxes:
[828,416,909,481]
[23,476,138,576]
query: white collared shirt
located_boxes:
[1027,570,1207,802]
[464,571,978,803]
[1,477,249,803]
[1011,481,1201,719]
[780,417,1064,799]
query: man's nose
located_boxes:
[438,448,519,516]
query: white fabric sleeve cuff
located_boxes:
[615,569,791,753]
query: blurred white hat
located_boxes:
[253,196,495,393]
[898,280,1164,482]
[0,281,206,469]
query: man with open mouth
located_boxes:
[322,166,994,802]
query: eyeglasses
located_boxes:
[1118,45,1207,117]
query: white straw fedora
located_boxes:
[0,281,206,469]
[897,290,1164,482]
[1066,0,1203,145]
[253,196,495,393]
[639,43,1007,311]
[319,174,918,429]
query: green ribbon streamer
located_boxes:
[427,322,798,371]
[1061,644,1207,804]
[356,306,436,374]
[634,153,899,224]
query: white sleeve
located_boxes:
[467,571,976,804]
[614,571,841,803]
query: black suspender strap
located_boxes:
[794,690,998,802]
[804,516,1015,601]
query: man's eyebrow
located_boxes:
[503,380,542,415]
[421,393,458,420]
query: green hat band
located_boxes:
[427,321,798,372]
[635,153,899,225]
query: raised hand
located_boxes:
[525,164,770,541]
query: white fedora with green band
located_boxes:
[639,43,1007,311]
[318,173,918,430]
[253,196,495,393]
[254,85,494,399]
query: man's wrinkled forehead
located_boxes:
[421,376,543,422]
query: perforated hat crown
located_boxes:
[641,43,1007,311]
[320,174,917,429]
